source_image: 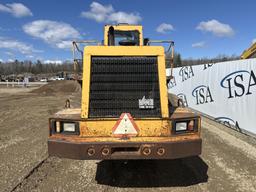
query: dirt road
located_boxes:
[0,81,256,192]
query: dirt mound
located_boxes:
[31,80,81,95]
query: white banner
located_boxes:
[167,58,256,135]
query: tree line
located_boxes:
[0,60,82,75]
[165,53,240,68]
[0,54,240,75]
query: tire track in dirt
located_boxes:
[10,156,49,192]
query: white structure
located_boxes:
[167,58,256,135]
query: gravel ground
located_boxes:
[0,82,256,192]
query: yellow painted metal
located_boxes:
[80,119,171,137]
[80,45,171,137]
[104,24,143,46]
[81,52,91,118]
[157,55,169,118]
[54,106,201,138]
[241,42,256,59]
[81,46,169,119]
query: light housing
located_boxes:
[49,119,80,135]
[172,118,199,134]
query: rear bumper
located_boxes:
[48,138,202,160]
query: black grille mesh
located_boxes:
[89,56,161,118]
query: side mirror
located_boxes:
[144,38,150,45]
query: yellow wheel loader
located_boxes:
[48,24,202,160]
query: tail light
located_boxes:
[188,120,194,131]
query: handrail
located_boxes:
[147,40,175,79]
[72,40,101,80]
[71,39,175,80]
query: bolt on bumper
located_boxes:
[48,138,202,160]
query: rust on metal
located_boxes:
[170,107,199,119]
[48,137,202,160]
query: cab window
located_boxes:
[108,29,140,46]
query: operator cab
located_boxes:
[104,24,143,46]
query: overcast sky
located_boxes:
[0,0,255,63]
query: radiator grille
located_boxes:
[89,56,161,118]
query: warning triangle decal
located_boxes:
[112,113,139,137]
